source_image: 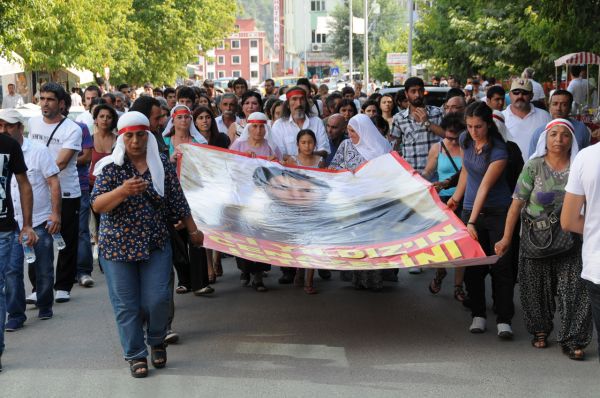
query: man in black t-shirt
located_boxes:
[0,132,36,371]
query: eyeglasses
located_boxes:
[446,136,459,141]
[511,89,530,96]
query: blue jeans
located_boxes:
[77,190,93,278]
[0,230,16,354]
[6,225,54,324]
[100,244,172,360]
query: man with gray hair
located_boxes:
[522,67,546,108]
[215,93,239,134]
[112,92,128,116]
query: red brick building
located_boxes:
[204,18,267,86]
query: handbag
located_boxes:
[520,206,574,259]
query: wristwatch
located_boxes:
[423,120,431,129]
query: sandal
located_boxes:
[454,285,466,302]
[304,285,318,295]
[562,346,585,360]
[128,358,148,378]
[208,275,216,284]
[428,269,447,294]
[531,332,548,349]
[175,286,189,294]
[151,344,167,368]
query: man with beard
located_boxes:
[391,77,444,173]
[324,113,347,166]
[263,78,276,100]
[528,89,591,157]
[502,78,551,161]
[271,86,330,161]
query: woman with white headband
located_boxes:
[162,104,207,163]
[495,118,592,360]
[91,111,204,378]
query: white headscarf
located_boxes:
[161,104,207,144]
[492,110,508,142]
[348,114,392,160]
[238,112,280,153]
[93,111,165,196]
[529,118,579,163]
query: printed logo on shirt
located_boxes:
[30,133,61,145]
[0,154,9,217]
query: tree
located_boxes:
[370,30,408,82]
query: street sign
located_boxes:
[386,52,408,65]
[331,67,339,76]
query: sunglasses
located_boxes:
[511,89,530,96]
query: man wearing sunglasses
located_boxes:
[501,78,551,161]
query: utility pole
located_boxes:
[363,0,368,94]
[407,0,414,78]
[349,0,353,85]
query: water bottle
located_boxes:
[48,221,66,250]
[22,234,36,264]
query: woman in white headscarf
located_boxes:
[495,118,592,360]
[329,113,391,171]
[91,111,204,378]
[162,104,207,163]
[229,112,282,160]
[329,114,392,291]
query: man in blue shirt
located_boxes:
[528,90,591,158]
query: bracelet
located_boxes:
[467,221,476,226]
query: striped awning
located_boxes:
[554,52,600,66]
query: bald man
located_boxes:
[325,113,348,166]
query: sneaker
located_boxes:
[26,292,37,305]
[193,286,214,296]
[55,290,71,303]
[78,275,95,287]
[4,319,24,332]
[252,273,268,292]
[38,309,53,320]
[164,330,179,344]
[469,317,486,333]
[497,323,513,339]
[409,268,423,274]
[278,273,294,284]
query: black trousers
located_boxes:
[236,258,270,275]
[172,229,209,291]
[584,280,600,360]
[462,207,515,324]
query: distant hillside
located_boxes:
[238,0,274,46]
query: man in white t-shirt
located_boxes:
[28,83,82,304]
[502,78,551,161]
[0,108,61,326]
[521,67,546,107]
[562,143,600,361]
[75,85,101,132]
[567,65,591,107]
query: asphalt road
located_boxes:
[1,259,598,397]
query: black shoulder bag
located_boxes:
[45,117,67,147]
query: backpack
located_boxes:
[505,141,524,192]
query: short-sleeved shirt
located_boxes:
[460,132,511,210]
[501,105,551,161]
[390,105,443,172]
[11,138,60,229]
[90,154,191,262]
[0,134,27,231]
[229,139,282,160]
[75,122,94,192]
[565,144,600,283]
[28,116,82,198]
[271,116,331,157]
[513,157,569,217]
[527,118,591,158]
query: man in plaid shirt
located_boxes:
[391,77,445,173]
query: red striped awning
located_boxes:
[554,52,600,66]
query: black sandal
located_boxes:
[531,332,548,349]
[428,269,447,294]
[151,344,167,368]
[129,358,148,378]
[562,345,585,360]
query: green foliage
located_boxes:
[237,0,274,45]
[370,31,408,82]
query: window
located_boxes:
[217,55,225,65]
[217,40,225,49]
[231,40,240,49]
[311,0,325,11]
[311,30,327,44]
[251,71,258,79]
[250,40,258,48]
[208,72,215,80]
[207,58,214,66]
[250,55,258,63]
[232,70,241,78]
[218,71,225,78]
[232,55,241,64]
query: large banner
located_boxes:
[179,144,494,270]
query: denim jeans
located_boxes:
[584,280,600,361]
[6,225,54,325]
[77,190,93,278]
[100,244,172,360]
[0,230,16,354]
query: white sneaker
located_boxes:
[26,292,37,305]
[469,317,486,333]
[497,323,513,339]
[78,275,95,287]
[408,268,423,274]
[55,290,71,303]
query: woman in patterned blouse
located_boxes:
[91,112,204,378]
